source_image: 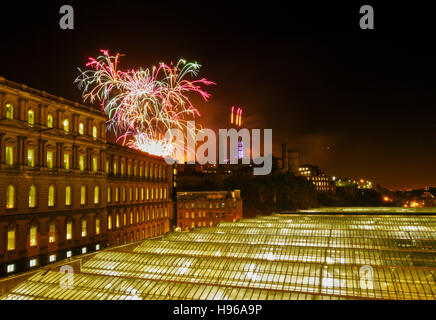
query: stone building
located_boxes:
[0,77,173,277]
[176,190,242,230]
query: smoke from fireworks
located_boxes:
[75,50,215,157]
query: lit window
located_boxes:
[122,187,126,202]
[95,217,100,235]
[130,212,133,224]
[82,247,87,254]
[115,187,119,202]
[140,164,143,177]
[5,146,13,165]
[134,165,137,176]
[27,148,35,167]
[94,186,100,204]
[129,187,133,201]
[47,114,53,128]
[121,163,124,175]
[48,185,55,207]
[66,250,72,258]
[108,215,112,230]
[106,161,109,174]
[49,255,56,263]
[135,188,139,201]
[29,185,36,208]
[7,229,15,251]
[47,151,53,168]
[29,259,37,268]
[79,155,85,171]
[6,104,13,119]
[64,153,70,170]
[113,162,117,174]
[80,186,86,204]
[95,244,100,251]
[147,188,149,200]
[6,185,15,209]
[81,219,87,237]
[124,213,127,225]
[92,126,98,139]
[65,186,71,206]
[141,188,144,201]
[63,118,69,132]
[79,122,84,135]
[128,164,131,176]
[116,214,120,228]
[30,225,37,247]
[107,187,111,203]
[27,109,34,125]
[7,264,15,273]
[92,156,98,172]
[49,223,56,243]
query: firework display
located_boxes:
[75,50,215,157]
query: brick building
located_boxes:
[0,77,173,277]
[176,190,243,230]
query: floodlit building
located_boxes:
[176,190,243,230]
[298,165,331,193]
[1,211,436,300]
[0,77,173,277]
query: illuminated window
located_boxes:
[49,223,56,243]
[5,146,13,165]
[7,228,15,251]
[78,155,84,171]
[113,162,117,174]
[121,163,124,175]
[147,188,149,201]
[116,214,120,228]
[122,187,126,202]
[79,122,84,135]
[141,188,144,201]
[29,185,36,208]
[151,188,154,200]
[164,189,167,199]
[66,220,73,239]
[108,215,112,230]
[47,114,53,128]
[124,213,127,225]
[27,148,35,167]
[139,164,143,177]
[63,118,69,132]
[92,156,98,172]
[92,126,98,139]
[6,185,15,208]
[27,109,34,125]
[95,217,100,235]
[107,187,111,203]
[135,188,139,201]
[7,264,15,273]
[65,186,71,206]
[134,165,137,176]
[49,255,56,263]
[128,164,131,176]
[30,225,37,247]
[145,163,149,178]
[129,187,133,201]
[115,187,119,202]
[94,186,100,204]
[29,259,37,268]
[47,151,53,168]
[80,186,86,204]
[64,153,70,170]
[106,161,109,174]
[6,104,13,119]
[48,185,55,206]
[66,250,72,258]
[130,212,133,224]
[81,219,87,237]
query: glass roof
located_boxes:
[2,214,436,300]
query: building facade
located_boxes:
[299,164,332,193]
[176,190,243,230]
[0,77,173,277]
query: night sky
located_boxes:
[1,1,435,190]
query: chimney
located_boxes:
[288,149,299,175]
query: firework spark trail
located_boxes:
[75,50,215,157]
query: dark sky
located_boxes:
[0,1,435,190]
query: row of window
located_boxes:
[5,184,169,209]
[179,202,236,209]
[6,209,169,252]
[4,145,168,180]
[5,104,100,138]
[107,207,169,230]
[180,212,228,219]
